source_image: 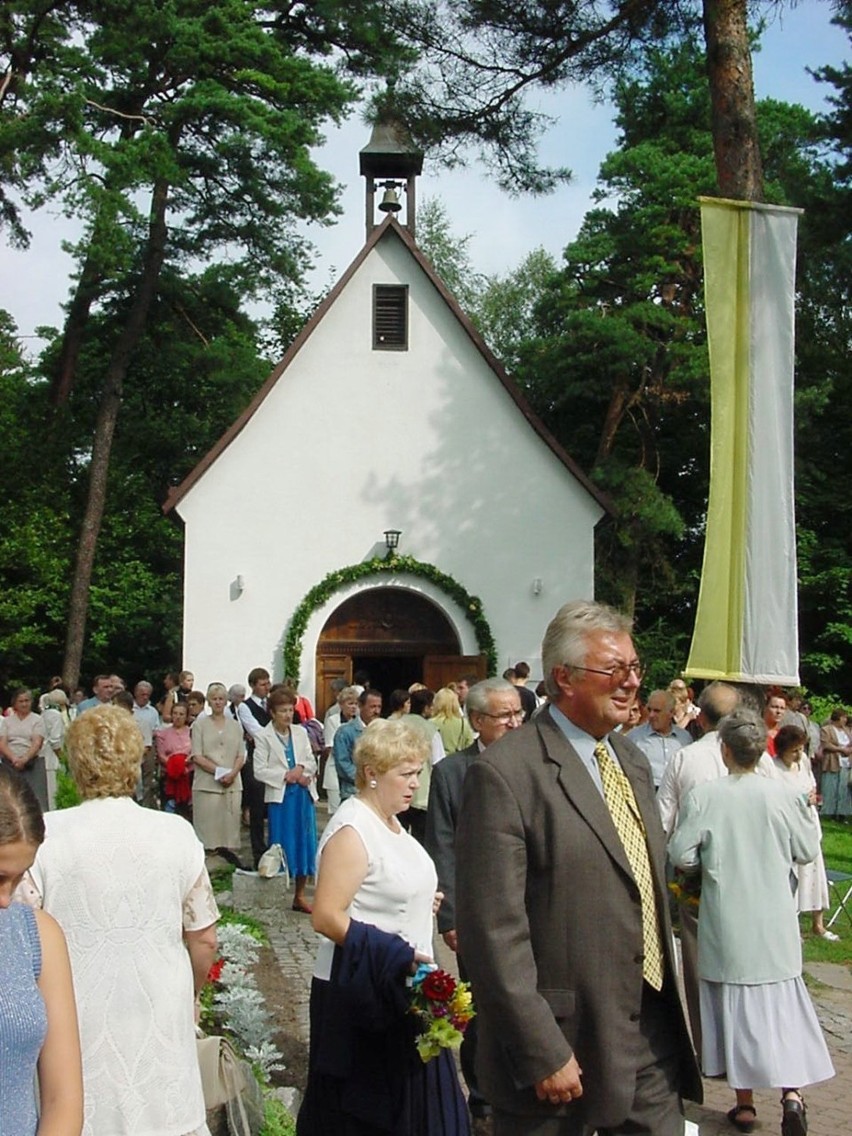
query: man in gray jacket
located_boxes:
[456,601,701,1135]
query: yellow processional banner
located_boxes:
[685,197,802,685]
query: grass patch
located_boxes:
[800,818,852,965]
[821,819,852,875]
[210,863,236,893]
[260,1095,296,1136]
[800,917,852,964]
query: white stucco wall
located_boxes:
[176,227,603,699]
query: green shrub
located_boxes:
[260,1096,296,1136]
[54,765,80,809]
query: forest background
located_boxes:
[0,0,849,700]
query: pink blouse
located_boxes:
[155,725,192,766]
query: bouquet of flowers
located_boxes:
[407,963,475,1063]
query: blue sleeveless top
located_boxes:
[0,903,47,1135]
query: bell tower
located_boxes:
[359,116,424,240]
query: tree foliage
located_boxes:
[791,2,852,690]
[387,0,693,191]
[447,28,851,689]
[0,3,848,697]
[0,271,276,694]
[1,0,417,685]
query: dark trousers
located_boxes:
[677,898,702,1065]
[242,749,267,867]
[140,747,159,810]
[493,983,685,1136]
[458,951,488,1114]
[408,806,427,845]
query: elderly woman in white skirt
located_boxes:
[771,723,839,941]
[191,682,246,866]
[670,709,834,1136]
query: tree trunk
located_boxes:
[51,251,105,405]
[702,0,764,200]
[595,381,632,468]
[61,179,170,688]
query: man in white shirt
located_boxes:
[133,680,161,809]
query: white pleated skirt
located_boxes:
[700,977,835,1088]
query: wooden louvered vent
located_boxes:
[373,284,408,350]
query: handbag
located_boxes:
[257,842,289,883]
[197,1033,264,1136]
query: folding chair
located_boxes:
[825,869,852,930]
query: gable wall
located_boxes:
[176,232,602,694]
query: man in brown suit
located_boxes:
[456,600,701,1135]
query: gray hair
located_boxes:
[724,682,764,717]
[466,678,518,718]
[134,680,153,694]
[718,709,766,768]
[649,689,676,712]
[338,685,360,704]
[697,681,739,728]
[541,600,633,698]
[227,684,246,701]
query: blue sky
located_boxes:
[2,1,847,345]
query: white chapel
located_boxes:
[165,122,606,714]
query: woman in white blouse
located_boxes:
[298,718,468,1136]
[27,704,219,1136]
[0,689,46,810]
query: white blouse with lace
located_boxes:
[27,797,219,1136]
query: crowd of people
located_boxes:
[0,614,846,1136]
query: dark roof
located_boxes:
[163,216,610,515]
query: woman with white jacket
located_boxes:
[253,685,318,913]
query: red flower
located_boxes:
[421,969,456,1003]
[207,959,224,983]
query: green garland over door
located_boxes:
[282,554,498,682]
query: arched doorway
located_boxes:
[315,587,484,715]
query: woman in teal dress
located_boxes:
[253,686,318,913]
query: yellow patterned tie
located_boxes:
[594,741,664,991]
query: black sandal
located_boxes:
[727,1105,756,1133]
[781,1092,808,1136]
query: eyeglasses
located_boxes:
[569,662,644,685]
[480,710,526,724]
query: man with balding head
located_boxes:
[657,682,742,837]
[628,690,692,789]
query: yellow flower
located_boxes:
[450,988,473,1014]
